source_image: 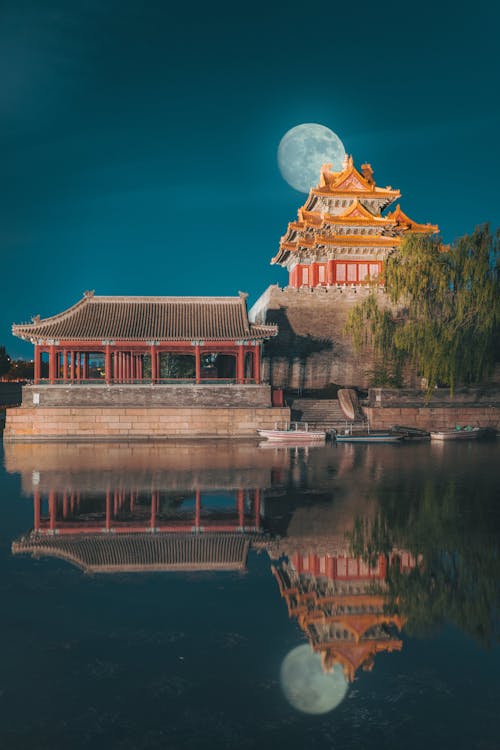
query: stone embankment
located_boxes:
[364,387,500,431]
[3,384,290,441]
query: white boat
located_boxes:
[430,426,485,441]
[257,422,326,443]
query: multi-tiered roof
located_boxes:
[272,550,405,681]
[273,156,438,287]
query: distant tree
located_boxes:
[6,359,34,380]
[0,346,11,377]
[345,225,500,391]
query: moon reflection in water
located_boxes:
[280,644,349,714]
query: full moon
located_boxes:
[278,124,346,193]
[280,644,349,714]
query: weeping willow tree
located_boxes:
[345,225,500,390]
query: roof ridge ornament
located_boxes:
[83,290,95,299]
[360,163,374,185]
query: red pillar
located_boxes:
[106,489,111,531]
[62,492,68,518]
[150,491,157,529]
[62,350,68,381]
[34,344,41,384]
[49,490,56,531]
[151,345,157,383]
[195,345,201,384]
[34,489,41,531]
[49,345,56,384]
[254,488,261,529]
[195,488,201,529]
[311,263,318,288]
[70,351,75,382]
[83,352,88,380]
[289,266,299,288]
[138,355,143,381]
[237,488,244,528]
[379,554,388,579]
[105,345,111,384]
[327,260,335,286]
[236,346,244,384]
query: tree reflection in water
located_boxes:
[348,471,500,647]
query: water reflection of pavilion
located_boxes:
[8,442,287,573]
[8,441,415,681]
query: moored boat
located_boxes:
[332,430,404,444]
[257,422,326,443]
[430,426,486,441]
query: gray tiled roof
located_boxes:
[12,532,253,572]
[12,292,277,342]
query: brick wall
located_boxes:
[3,406,291,441]
[18,384,272,409]
[364,405,500,430]
[249,285,395,390]
[364,387,500,430]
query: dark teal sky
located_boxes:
[1,0,499,357]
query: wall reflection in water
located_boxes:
[6,440,499,714]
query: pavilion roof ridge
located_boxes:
[88,293,249,303]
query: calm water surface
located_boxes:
[0,439,499,750]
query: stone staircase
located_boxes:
[289,398,367,432]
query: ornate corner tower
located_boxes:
[272,156,438,289]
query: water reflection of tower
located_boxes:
[271,546,406,681]
[262,472,415,682]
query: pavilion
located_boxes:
[12,290,277,386]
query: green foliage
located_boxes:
[347,471,500,647]
[159,353,195,379]
[345,226,500,391]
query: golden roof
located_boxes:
[385,204,439,234]
[272,158,439,267]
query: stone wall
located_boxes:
[3,405,291,441]
[364,387,500,430]
[249,284,391,390]
[18,384,272,409]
